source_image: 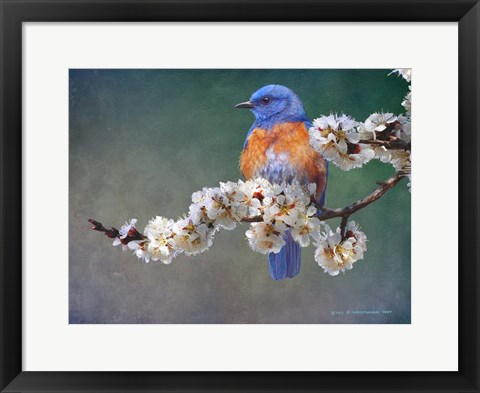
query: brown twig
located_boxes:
[241,216,265,223]
[88,218,145,244]
[315,171,405,220]
[359,139,410,150]
[88,219,120,238]
[339,216,349,240]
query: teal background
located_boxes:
[69,69,411,324]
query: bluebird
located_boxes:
[236,85,328,280]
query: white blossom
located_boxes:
[245,221,287,254]
[402,86,412,116]
[263,182,311,226]
[119,218,137,239]
[314,222,367,276]
[357,123,391,163]
[144,216,170,238]
[112,218,139,251]
[172,217,214,256]
[263,195,298,226]
[220,180,248,218]
[128,242,152,263]
[376,146,392,163]
[358,112,410,164]
[188,182,248,230]
[309,114,359,158]
[237,178,275,216]
[364,112,397,133]
[188,187,212,225]
[333,144,375,171]
[291,205,322,247]
[389,68,412,82]
[112,237,127,251]
[392,115,411,142]
[203,183,246,230]
[358,122,375,142]
[362,113,409,142]
[390,150,411,172]
[142,216,177,264]
[344,220,368,251]
[309,114,373,171]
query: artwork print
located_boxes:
[70,69,411,324]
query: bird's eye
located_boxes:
[262,97,271,105]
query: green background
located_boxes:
[69,69,411,324]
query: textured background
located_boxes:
[69,69,411,324]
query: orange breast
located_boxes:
[240,128,268,180]
[240,122,327,201]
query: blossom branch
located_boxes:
[241,171,405,224]
[88,176,373,276]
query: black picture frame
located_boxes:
[1,1,478,392]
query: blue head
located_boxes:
[235,85,308,129]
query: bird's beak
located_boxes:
[235,101,254,109]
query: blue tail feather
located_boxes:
[268,231,301,280]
